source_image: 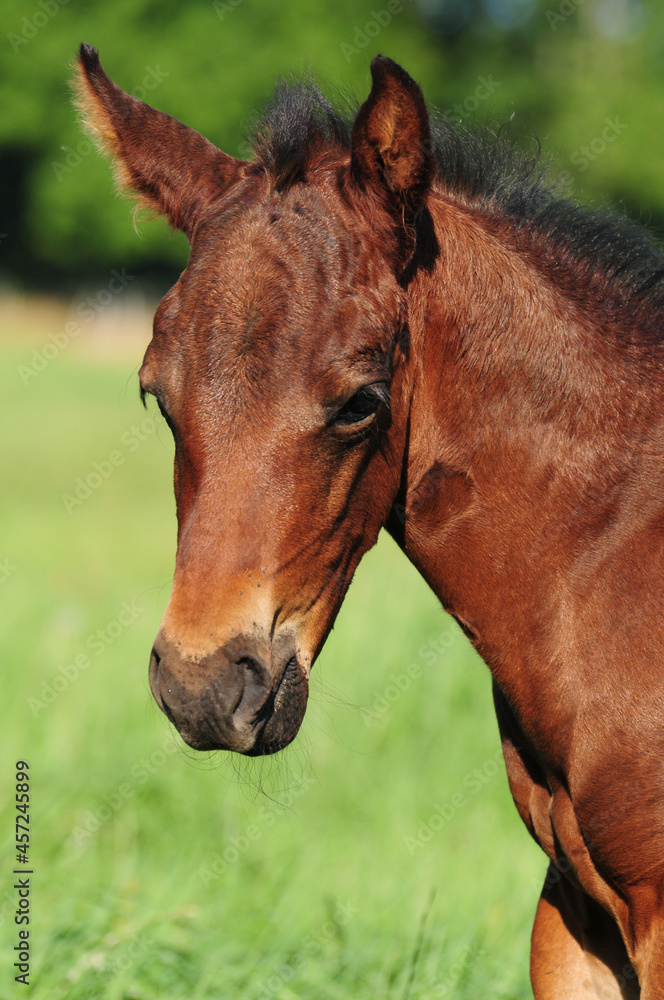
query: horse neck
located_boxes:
[399,192,664,687]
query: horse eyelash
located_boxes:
[139,385,171,428]
[374,382,391,408]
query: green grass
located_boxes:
[1,338,544,999]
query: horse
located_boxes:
[75,42,664,997]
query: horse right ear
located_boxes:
[350,56,434,221]
[73,44,245,239]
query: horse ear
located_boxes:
[351,56,433,219]
[73,44,245,238]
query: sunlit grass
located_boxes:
[1,337,543,998]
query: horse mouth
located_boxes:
[243,656,308,756]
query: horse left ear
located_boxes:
[351,56,433,220]
[73,44,245,239]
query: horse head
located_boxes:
[76,45,434,754]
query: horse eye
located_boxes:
[147,391,176,434]
[334,385,387,428]
[156,397,169,421]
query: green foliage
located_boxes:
[2,0,664,287]
[0,338,544,997]
[1,0,442,283]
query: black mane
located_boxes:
[250,78,664,336]
[251,78,354,189]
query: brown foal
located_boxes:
[76,44,664,996]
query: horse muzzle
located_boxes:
[148,631,308,755]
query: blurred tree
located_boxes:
[1,0,663,290]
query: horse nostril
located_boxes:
[232,655,273,726]
[149,645,162,703]
[149,644,180,726]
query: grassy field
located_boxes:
[1,328,544,999]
